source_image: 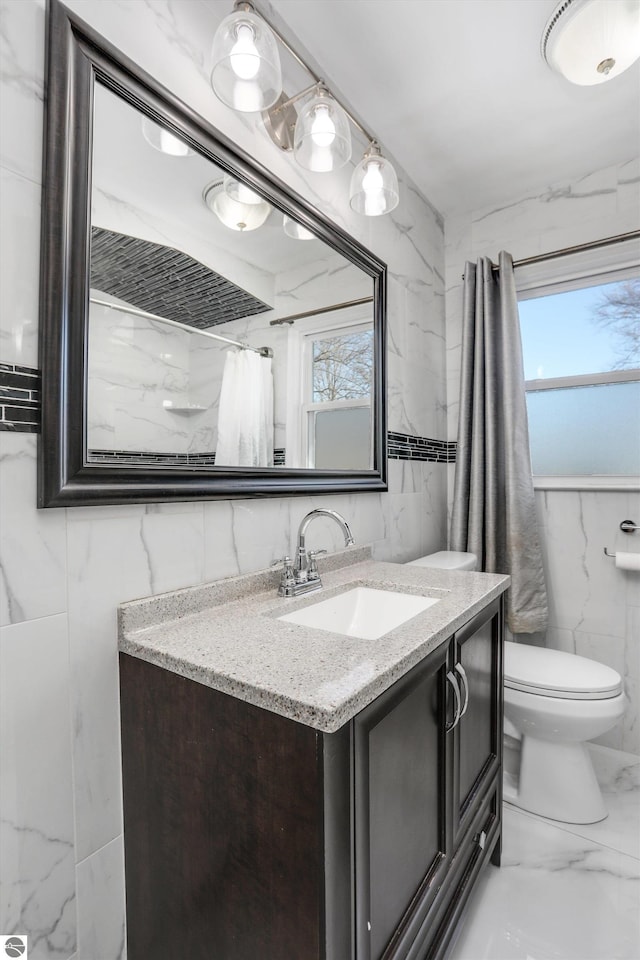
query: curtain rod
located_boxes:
[492,230,640,272]
[89,297,273,357]
[268,296,373,326]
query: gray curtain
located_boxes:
[450,251,548,635]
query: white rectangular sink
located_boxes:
[278,586,439,640]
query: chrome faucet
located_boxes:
[275,509,355,597]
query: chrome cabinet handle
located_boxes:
[455,663,469,719]
[446,670,462,731]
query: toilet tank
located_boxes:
[406,550,477,571]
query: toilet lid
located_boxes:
[504,642,623,700]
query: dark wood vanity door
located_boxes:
[354,642,450,960]
[452,597,503,849]
[119,653,326,960]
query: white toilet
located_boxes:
[503,642,625,823]
[406,550,477,572]
[405,549,626,825]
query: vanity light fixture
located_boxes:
[141,117,194,156]
[203,180,271,231]
[293,84,351,172]
[212,0,400,216]
[349,141,399,217]
[210,0,282,112]
[542,0,640,85]
[282,214,315,240]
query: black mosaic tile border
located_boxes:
[0,363,41,433]
[89,447,288,467]
[388,431,457,463]
[0,365,458,467]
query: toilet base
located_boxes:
[509,735,607,824]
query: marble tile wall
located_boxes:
[0,1,447,956]
[444,161,640,756]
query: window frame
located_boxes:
[299,312,374,469]
[515,238,640,491]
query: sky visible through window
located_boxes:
[518,278,639,380]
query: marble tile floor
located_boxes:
[449,745,640,960]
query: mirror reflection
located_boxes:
[88,82,374,470]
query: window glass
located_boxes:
[312,329,373,401]
[518,276,639,477]
[313,407,371,470]
[527,381,640,476]
[519,278,640,379]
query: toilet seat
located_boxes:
[504,642,623,701]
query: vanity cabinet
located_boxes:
[120,597,503,960]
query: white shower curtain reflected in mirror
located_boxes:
[216,349,274,466]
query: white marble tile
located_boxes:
[76,837,126,960]
[537,490,629,639]
[0,0,45,185]
[0,614,77,959]
[450,804,640,960]
[621,674,639,758]
[0,166,41,366]
[0,434,67,627]
[506,744,640,862]
[387,354,447,438]
[385,492,427,563]
[66,508,205,862]
[203,497,289,582]
[388,459,422,495]
[544,624,576,653]
[563,745,640,859]
[406,286,446,379]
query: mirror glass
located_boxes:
[88,82,375,471]
[39,0,386,506]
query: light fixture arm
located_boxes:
[251,1,377,145]
[268,81,323,116]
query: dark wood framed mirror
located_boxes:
[38,0,387,507]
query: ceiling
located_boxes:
[268,0,640,217]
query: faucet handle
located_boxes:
[272,556,295,585]
[307,549,328,579]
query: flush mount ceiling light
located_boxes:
[210,0,282,112]
[542,0,640,85]
[349,142,399,217]
[212,1,399,217]
[141,117,194,156]
[203,180,271,231]
[223,174,266,205]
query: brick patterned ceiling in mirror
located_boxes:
[90,227,270,329]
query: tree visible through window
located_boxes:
[312,329,373,401]
[590,278,640,370]
[304,324,373,470]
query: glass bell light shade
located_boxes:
[293,89,352,172]
[210,3,282,112]
[349,143,399,217]
[224,174,265,205]
[203,181,271,231]
[141,117,193,156]
[282,214,315,240]
[542,0,640,85]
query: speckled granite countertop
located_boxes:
[118,547,509,733]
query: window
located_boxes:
[302,323,373,469]
[518,270,640,484]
